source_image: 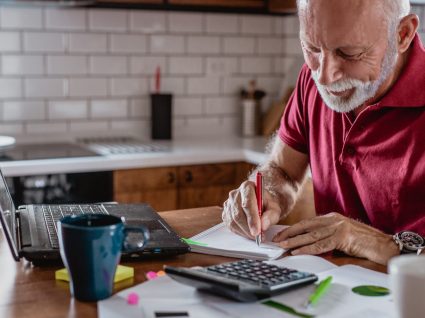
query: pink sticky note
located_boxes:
[127,292,139,305]
[146,271,158,280]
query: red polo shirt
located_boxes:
[278,34,425,236]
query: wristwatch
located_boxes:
[393,231,425,255]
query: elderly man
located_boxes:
[223,0,425,265]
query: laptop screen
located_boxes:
[0,170,19,260]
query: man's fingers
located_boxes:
[291,237,336,255]
[272,216,332,242]
[240,181,261,236]
[276,226,336,249]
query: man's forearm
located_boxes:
[250,161,304,220]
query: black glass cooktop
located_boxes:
[0,143,100,161]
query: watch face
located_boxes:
[400,231,425,250]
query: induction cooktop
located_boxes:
[0,143,101,161]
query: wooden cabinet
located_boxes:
[113,162,255,211]
[268,0,297,13]
[93,0,296,14]
[114,166,178,211]
[168,0,263,8]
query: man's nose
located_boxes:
[317,53,343,85]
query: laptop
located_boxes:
[0,169,190,265]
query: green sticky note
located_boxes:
[352,285,390,297]
[181,238,208,246]
[55,265,134,283]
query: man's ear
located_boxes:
[397,14,419,53]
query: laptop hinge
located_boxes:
[15,210,22,252]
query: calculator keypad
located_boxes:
[206,259,315,288]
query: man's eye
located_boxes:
[337,50,363,60]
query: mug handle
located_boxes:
[122,225,150,252]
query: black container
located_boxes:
[150,93,172,140]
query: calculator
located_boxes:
[164,259,318,302]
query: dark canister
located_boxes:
[150,93,172,140]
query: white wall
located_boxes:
[0,6,302,140]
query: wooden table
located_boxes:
[0,206,387,318]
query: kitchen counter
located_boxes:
[0,137,271,177]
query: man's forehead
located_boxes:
[298,0,387,48]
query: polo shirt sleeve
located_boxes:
[278,65,310,154]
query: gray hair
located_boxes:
[297,0,410,26]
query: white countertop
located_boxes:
[0,137,271,177]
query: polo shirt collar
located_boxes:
[379,33,425,108]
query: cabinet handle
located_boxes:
[168,172,175,184]
[185,170,193,183]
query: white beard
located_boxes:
[311,37,399,113]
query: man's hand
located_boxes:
[222,180,282,239]
[272,212,400,265]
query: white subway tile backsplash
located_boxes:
[26,122,68,134]
[187,36,220,54]
[110,34,147,53]
[45,9,86,31]
[69,78,108,97]
[148,77,186,95]
[0,123,24,135]
[174,97,203,116]
[204,97,239,115]
[223,37,255,54]
[0,32,21,52]
[187,77,220,95]
[258,37,284,55]
[284,37,302,55]
[91,99,128,118]
[25,78,65,98]
[89,9,128,32]
[24,32,66,52]
[2,101,46,121]
[47,55,87,75]
[130,11,166,33]
[169,57,203,75]
[0,78,22,98]
[130,98,150,118]
[110,78,148,97]
[69,33,108,53]
[90,56,127,75]
[274,16,299,36]
[110,119,149,135]
[150,35,185,54]
[69,120,109,133]
[240,15,272,35]
[168,12,203,33]
[48,100,88,119]
[206,57,238,76]
[221,76,252,94]
[240,57,272,74]
[0,7,43,29]
[274,57,297,74]
[130,56,167,75]
[0,7,301,139]
[2,55,44,75]
[206,14,238,34]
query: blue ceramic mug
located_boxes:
[57,214,149,302]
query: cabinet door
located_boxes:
[96,0,162,4]
[169,0,263,8]
[113,167,177,211]
[177,163,240,209]
[268,0,297,13]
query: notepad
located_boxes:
[187,222,287,260]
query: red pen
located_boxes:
[255,171,263,246]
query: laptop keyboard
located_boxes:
[38,204,108,249]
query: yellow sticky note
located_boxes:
[55,265,134,283]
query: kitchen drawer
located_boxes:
[114,167,177,193]
[177,163,237,188]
